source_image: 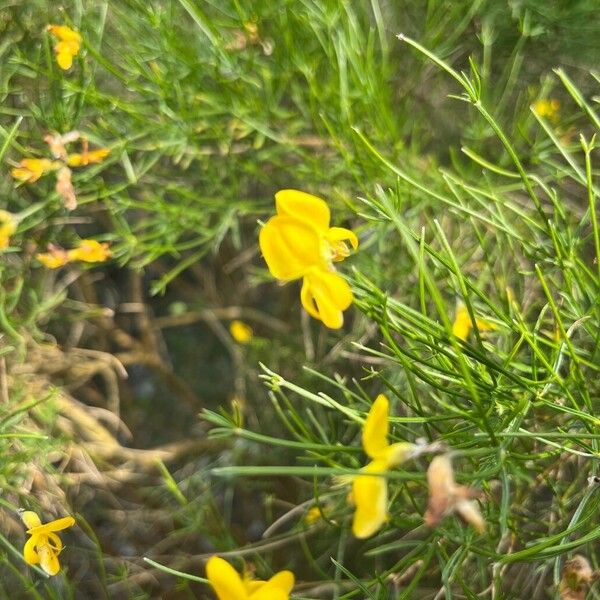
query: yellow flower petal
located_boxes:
[274,189,330,233]
[230,320,253,344]
[27,515,75,536]
[351,460,388,538]
[37,251,70,269]
[248,570,295,599]
[56,52,74,70]
[11,158,57,183]
[452,304,496,341]
[38,543,60,576]
[0,210,17,249]
[206,556,248,600]
[325,226,359,261]
[381,442,416,468]
[20,511,42,529]
[67,239,111,263]
[23,535,40,566]
[67,148,110,167]
[362,394,390,460]
[259,216,324,280]
[48,25,82,43]
[300,268,353,329]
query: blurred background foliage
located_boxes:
[1,0,600,598]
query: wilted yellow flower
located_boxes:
[206,555,295,600]
[259,190,358,329]
[47,25,82,70]
[230,320,253,344]
[532,98,560,122]
[0,210,17,249]
[424,455,485,533]
[452,304,496,341]
[66,148,110,167]
[11,158,58,183]
[20,510,75,576]
[351,395,417,538]
[67,239,111,263]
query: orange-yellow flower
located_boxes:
[67,239,111,263]
[66,148,110,167]
[20,510,75,576]
[37,240,111,269]
[206,555,294,600]
[230,320,253,344]
[36,245,70,269]
[47,25,82,70]
[0,210,17,249]
[452,304,496,341]
[351,395,416,538]
[11,158,58,183]
[259,190,358,329]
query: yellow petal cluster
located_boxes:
[47,25,82,70]
[0,210,17,249]
[11,158,59,183]
[37,240,111,269]
[352,395,416,538]
[21,510,75,576]
[229,320,253,344]
[452,304,496,341]
[532,98,560,122]
[67,148,111,167]
[206,556,294,600]
[259,190,358,329]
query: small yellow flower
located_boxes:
[532,98,560,122]
[67,239,111,263]
[206,555,295,600]
[11,158,58,183]
[229,320,253,344]
[0,210,17,249]
[20,510,75,576]
[36,245,70,269]
[47,25,82,70]
[452,304,496,342]
[259,189,358,329]
[37,240,111,269]
[66,148,110,167]
[351,395,416,538]
[304,506,322,524]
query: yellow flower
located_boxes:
[47,25,82,70]
[36,245,70,269]
[66,148,111,167]
[0,210,17,249]
[230,320,253,344]
[351,395,416,538]
[67,239,111,263]
[304,506,323,524]
[20,510,75,576]
[37,240,111,268]
[452,304,496,341]
[206,555,295,600]
[11,158,58,183]
[532,98,560,122]
[259,189,358,329]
